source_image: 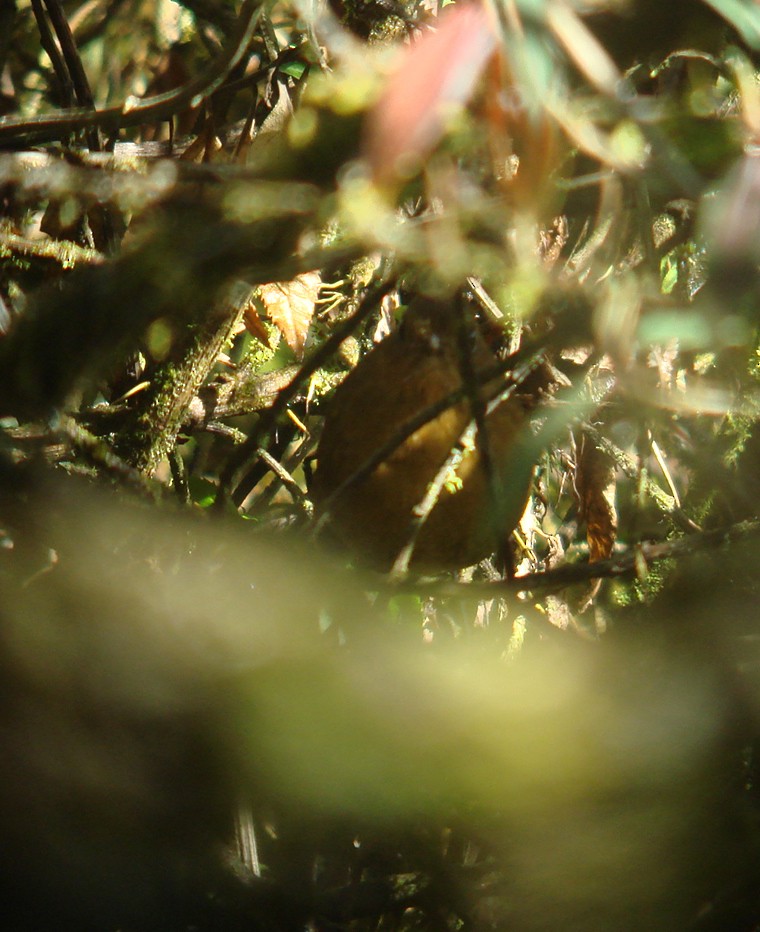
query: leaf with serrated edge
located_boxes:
[258,272,321,357]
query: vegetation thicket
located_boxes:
[3,1,760,929]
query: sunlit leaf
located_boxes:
[280,60,307,79]
[257,271,322,357]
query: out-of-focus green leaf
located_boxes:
[638,310,712,349]
[703,0,760,48]
[189,476,217,507]
[662,113,741,177]
[279,60,306,79]
[661,255,679,295]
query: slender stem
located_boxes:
[42,0,100,150]
[388,519,760,599]
[312,349,547,539]
[30,0,75,110]
[389,421,477,581]
[219,273,396,507]
[0,0,264,145]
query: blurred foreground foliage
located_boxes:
[4,0,760,929]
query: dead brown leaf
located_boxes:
[257,272,322,357]
[241,293,272,348]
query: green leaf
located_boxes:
[661,256,678,295]
[280,60,306,79]
[189,477,218,508]
[703,0,760,48]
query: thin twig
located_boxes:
[168,447,190,504]
[219,272,396,508]
[0,229,104,267]
[312,349,548,539]
[243,429,316,515]
[389,421,478,581]
[233,800,261,879]
[584,423,702,533]
[56,414,159,498]
[389,520,760,599]
[0,0,263,145]
[651,441,693,529]
[453,294,503,563]
[254,447,313,517]
[30,0,75,110]
[42,0,100,150]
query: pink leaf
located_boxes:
[364,2,496,182]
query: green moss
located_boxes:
[241,322,279,371]
[722,412,755,469]
[639,557,674,604]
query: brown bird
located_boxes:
[312,297,535,572]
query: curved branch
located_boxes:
[393,520,760,598]
[0,0,263,146]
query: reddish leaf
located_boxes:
[364,2,496,181]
